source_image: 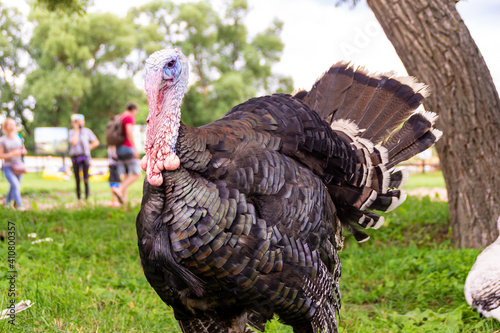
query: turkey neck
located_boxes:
[143,81,186,186]
[146,82,183,153]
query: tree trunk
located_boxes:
[366,0,500,248]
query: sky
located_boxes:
[4,0,500,91]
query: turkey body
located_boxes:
[138,95,343,332]
[136,48,441,333]
[464,217,500,321]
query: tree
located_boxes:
[24,8,147,144]
[338,0,500,248]
[8,0,291,157]
[128,0,293,127]
[0,3,35,134]
[35,0,90,14]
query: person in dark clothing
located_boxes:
[69,114,99,201]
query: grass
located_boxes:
[337,196,499,332]
[0,172,498,332]
[0,172,144,208]
[403,171,446,191]
[0,205,178,332]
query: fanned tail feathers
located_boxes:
[296,62,441,242]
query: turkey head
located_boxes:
[141,48,190,186]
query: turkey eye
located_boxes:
[167,60,176,68]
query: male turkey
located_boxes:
[136,48,441,333]
[464,216,500,321]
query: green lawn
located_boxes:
[404,171,446,190]
[0,172,498,332]
[0,172,144,208]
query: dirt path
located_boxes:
[408,187,448,201]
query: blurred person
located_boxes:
[107,145,122,207]
[69,114,99,201]
[0,118,27,209]
[115,102,141,205]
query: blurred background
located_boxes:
[1,2,500,332]
[1,0,499,158]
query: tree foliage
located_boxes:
[24,8,146,143]
[2,0,292,153]
[128,0,293,127]
[334,0,363,8]
[34,0,90,15]
[0,3,34,134]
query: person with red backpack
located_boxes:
[106,102,141,205]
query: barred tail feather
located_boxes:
[336,206,383,243]
[369,190,408,213]
[335,69,379,122]
[388,169,409,189]
[298,62,441,241]
[298,62,354,123]
[383,111,438,158]
[361,84,429,143]
[386,128,442,169]
[356,77,402,131]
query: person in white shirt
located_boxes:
[69,114,99,201]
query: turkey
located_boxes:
[464,216,500,321]
[136,48,441,333]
